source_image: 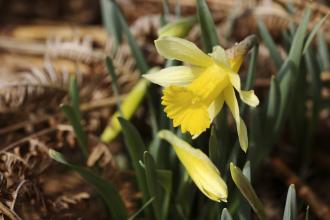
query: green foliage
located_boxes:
[49,150,128,220]
[61,75,88,158]
[230,163,266,220]
[196,0,219,52]
[283,185,297,220]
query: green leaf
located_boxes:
[305,206,310,220]
[303,48,321,163]
[238,161,252,220]
[221,208,233,220]
[317,32,330,70]
[106,56,122,114]
[283,184,297,220]
[156,169,172,220]
[257,18,283,69]
[276,59,292,82]
[118,118,152,216]
[266,76,281,141]
[196,0,219,52]
[49,149,127,220]
[274,8,311,135]
[303,14,329,54]
[112,1,149,74]
[128,197,155,220]
[69,75,81,120]
[209,126,222,170]
[240,44,259,114]
[139,161,173,220]
[61,104,88,158]
[100,0,122,50]
[144,152,162,220]
[230,163,266,220]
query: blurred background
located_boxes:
[0,0,329,220]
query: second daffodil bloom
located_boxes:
[158,130,228,202]
[144,35,259,152]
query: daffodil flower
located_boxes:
[144,36,259,151]
[158,130,228,202]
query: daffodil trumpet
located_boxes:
[144,35,259,152]
[158,130,228,202]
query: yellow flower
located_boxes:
[158,130,227,202]
[144,36,259,152]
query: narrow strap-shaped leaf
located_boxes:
[61,104,88,158]
[283,184,297,220]
[69,75,81,120]
[49,150,128,220]
[240,44,259,114]
[275,8,311,135]
[196,0,219,52]
[156,169,172,220]
[303,14,329,54]
[317,33,330,70]
[221,208,233,220]
[305,206,310,220]
[106,57,122,114]
[266,76,281,142]
[111,1,149,74]
[118,118,152,215]
[238,161,252,220]
[128,197,155,220]
[230,163,266,220]
[257,18,283,69]
[100,0,122,51]
[144,152,162,220]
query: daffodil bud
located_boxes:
[158,16,197,38]
[158,130,228,202]
[101,68,159,143]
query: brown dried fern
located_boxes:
[0,61,69,113]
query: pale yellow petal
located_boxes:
[155,36,213,67]
[223,86,240,122]
[158,130,228,202]
[228,73,241,92]
[240,90,259,107]
[208,95,225,121]
[143,66,203,87]
[238,118,248,152]
[209,46,230,69]
[224,86,248,152]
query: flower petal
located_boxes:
[162,86,211,135]
[240,90,259,107]
[228,74,259,108]
[158,130,228,202]
[155,36,213,67]
[143,66,203,87]
[223,86,248,152]
[228,73,241,91]
[209,46,230,69]
[208,95,225,121]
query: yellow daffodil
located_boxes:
[144,36,259,151]
[158,130,227,202]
